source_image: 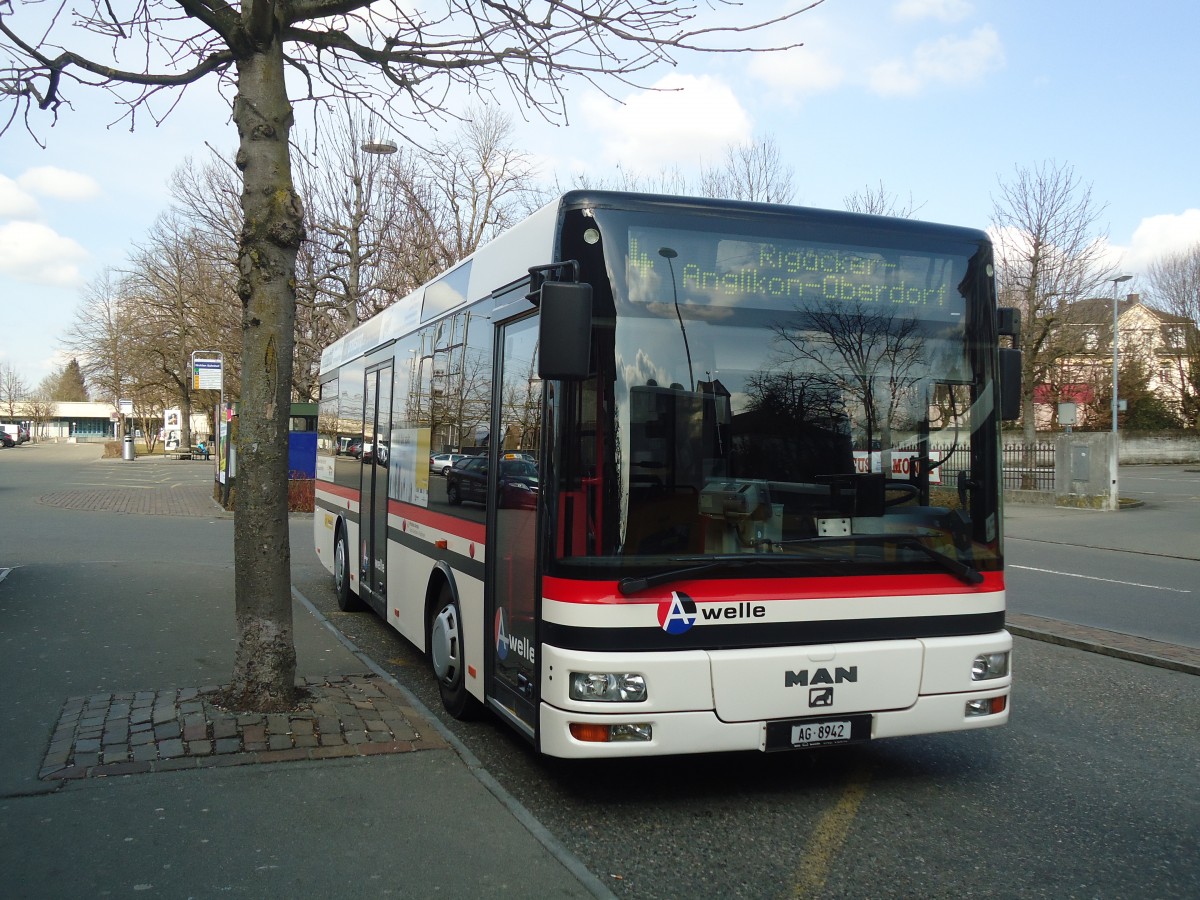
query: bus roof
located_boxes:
[320,191,991,375]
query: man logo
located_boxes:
[657,591,697,634]
[810,687,834,707]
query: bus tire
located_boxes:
[430,585,477,719]
[334,525,362,612]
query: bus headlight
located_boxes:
[569,672,648,702]
[971,651,1010,681]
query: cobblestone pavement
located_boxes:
[39,482,228,518]
[40,675,447,781]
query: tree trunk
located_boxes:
[1020,396,1036,489]
[224,35,304,711]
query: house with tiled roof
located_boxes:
[1036,293,1197,428]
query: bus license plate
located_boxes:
[765,715,870,751]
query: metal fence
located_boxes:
[1002,441,1056,491]
[901,442,1056,492]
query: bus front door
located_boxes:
[487,315,541,734]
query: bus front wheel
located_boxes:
[430,585,476,719]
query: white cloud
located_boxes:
[749,46,845,97]
[17,166,102,201]
[0,221,89,288]
[581,74,753,172]
[894,0,974,23]
[869,25,1005,96]
[1108,211,1200,274]
[0,175,40,219]
[1131,210,1200,256]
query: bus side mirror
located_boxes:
[538,281,593,380]
[999,348,1022,421]
[997,307,1021,343]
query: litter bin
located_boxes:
[122,434,135,460]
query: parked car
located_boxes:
[0,431,14,448]
[445,456,538,509]
[1,424,28,444]
[429,452,469,476]
[344,436,364,458]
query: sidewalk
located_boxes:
[1004,500,1200,562]
[0,445,608,899]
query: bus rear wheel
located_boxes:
[430,585,477,719]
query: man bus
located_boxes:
[314,191,1019,758]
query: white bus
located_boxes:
[314,191,1019,758]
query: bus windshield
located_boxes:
[552,202,1002,581]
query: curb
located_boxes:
[1008,613,1200,676]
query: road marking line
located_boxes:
[793,762,873,898]
[1010,565,1191,593]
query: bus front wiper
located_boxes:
[761,535,983,586]
[616,557,806,596]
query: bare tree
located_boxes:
[990,161,1115,444]
[698,136,796,204]
[386,106,544,291]
[120,212,226,449]
[1,0,818,710]
[844,181,925,218]
[301,109,403,336]
[566,135,793,202]
[566,163,690,196]
[25,379,55,441]
[64,270,136,416]
[0,362,29,419]
[167,155,246,410]
[1146,243,1200,428]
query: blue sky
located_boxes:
[3,0,1198,389]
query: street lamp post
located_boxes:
[1110,273,1133,433]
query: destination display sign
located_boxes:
[626,227,966,321]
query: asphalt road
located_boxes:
[1005,465,1200,648]
[4,444,1198,898]
[300,570,1198,900]
[296,465,1200,899]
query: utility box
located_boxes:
[1054,433,1118,510]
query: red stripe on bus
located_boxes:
[317,482,486,544]
[543,571,1004,604]
[387,500,487,544]
[316,480,358,502]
